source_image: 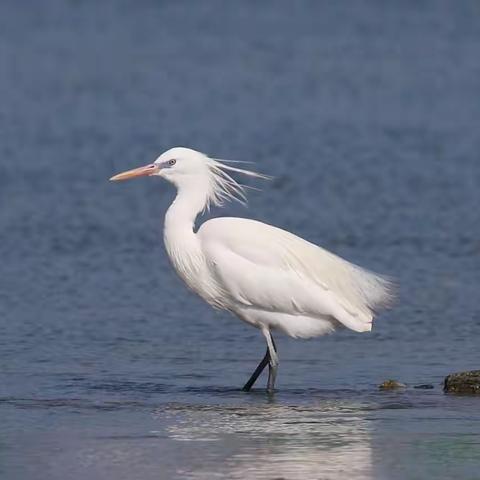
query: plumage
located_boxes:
[199,217,393,337]
[110,146,395,391]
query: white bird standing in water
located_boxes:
[110,147,394,392]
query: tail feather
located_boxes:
[349,266,396,313]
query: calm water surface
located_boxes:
[1,1,480,479]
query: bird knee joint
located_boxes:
[270,355,279,367]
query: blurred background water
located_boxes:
[1,1,480,479]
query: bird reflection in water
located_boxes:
[157,399,373,480]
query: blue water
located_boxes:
[1,1,480,479]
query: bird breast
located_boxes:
[163,230,226,309]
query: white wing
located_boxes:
[198,217,393,334]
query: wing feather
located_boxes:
[199,218,394,326]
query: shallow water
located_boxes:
[1,1,480,479]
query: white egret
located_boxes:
[110,147,394,392]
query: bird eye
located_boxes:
[168,159,176,166]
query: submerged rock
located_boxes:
[444,370,480,394]
[413,384,434,389]
[378,379,406,390]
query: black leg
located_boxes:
[242,348,270,391]
[242,332,279,392]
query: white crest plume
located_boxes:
[204,156,271,210]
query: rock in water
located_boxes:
[444,370,480,394]
[379,379,406,390]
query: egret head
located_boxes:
[152,147,214,183]
[110,146,269,209]
[109,147,206,182]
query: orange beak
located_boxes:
[109,164,159,181]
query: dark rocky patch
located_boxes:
[379,380,406,390]
[444,370,480,394]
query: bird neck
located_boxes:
[163,185,208,288]
[164,183,208,235]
